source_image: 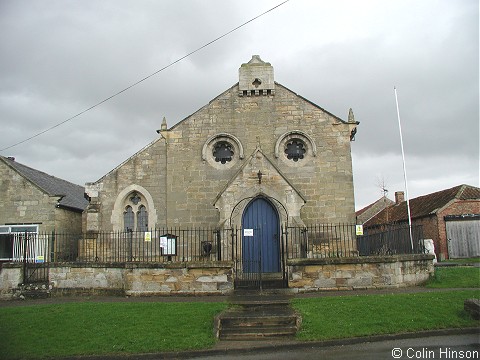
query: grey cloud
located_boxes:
[0,0,477,211]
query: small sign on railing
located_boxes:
[356,225,364,236]
[144,232,152,242]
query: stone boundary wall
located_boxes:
[0,255,434,299]
[287,254,435,292]
[0,262,234,299]
[0,264,22,299]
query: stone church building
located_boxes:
[84,55,359,236]
[0,56,437,297]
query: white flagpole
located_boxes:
[394,87,414,250]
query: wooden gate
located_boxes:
[445,216,480,258]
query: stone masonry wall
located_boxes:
[1,255,434,299]
[86,82,357,232]
[0,264,22,300]
[47,262,233,296]
[85,139,168,231]
[125,262,233,296]
[164,84,356,226]
[288,254,435,291]
[55,207,83,234]
[0,161,59,232]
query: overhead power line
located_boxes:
[1,0,290,152]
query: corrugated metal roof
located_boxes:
[1,156,88,212]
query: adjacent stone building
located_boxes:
[84,56,359,234]
[0,155,88,261]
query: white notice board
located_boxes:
[160,236,176,256]
[243,229,254,237]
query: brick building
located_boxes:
[364,184,480,260]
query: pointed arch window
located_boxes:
[122,193,150,231]
[137,205,148,232]
[124,206,134,231]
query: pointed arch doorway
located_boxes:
[238,196,286,289]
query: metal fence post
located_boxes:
[22,231,28,283]
[128,229,133,262]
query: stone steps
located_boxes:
[216,292,300,341]
[235,278,288,290]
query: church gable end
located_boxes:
[85,56,358,231]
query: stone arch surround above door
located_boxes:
[214,148,306,229]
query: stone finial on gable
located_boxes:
[348,108,355,123]
[239,55,275,96]
[157,116,168,134]
[348,108,358,141]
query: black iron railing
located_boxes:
[286,223,359,258]
[74,228,229,263]
[356,224,425,255]
[2,224,425,266]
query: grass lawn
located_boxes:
[1,291,478,359]
[292,290,479,341]
[1,267,478,359]
[425,266,480,288]
[442,257,480,264]
[0,301,228,359]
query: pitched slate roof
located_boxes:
[0,156,88,212]
[356,196,395,224]
[364,184,480,226]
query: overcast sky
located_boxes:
[0,0,478,211]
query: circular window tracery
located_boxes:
[284,138,306,162]
[213,141,234,164]
[202,133,244,169]
[275,130,317,167]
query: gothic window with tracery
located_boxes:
[122,193,150,231]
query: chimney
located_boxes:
[395,191,405,205]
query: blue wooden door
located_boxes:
[242,198,280,273]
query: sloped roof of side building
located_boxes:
[0,156,88,212]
